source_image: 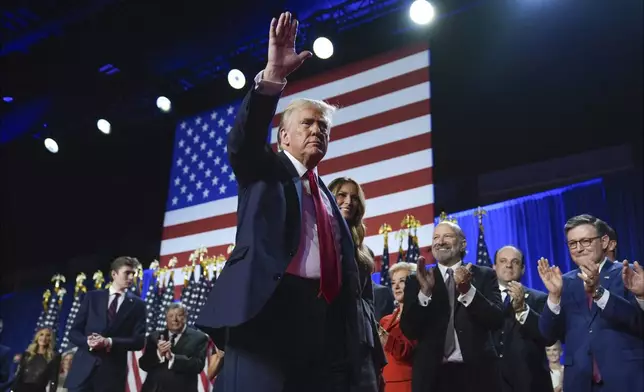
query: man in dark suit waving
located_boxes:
[139,303,208,392]
[65,256,146,392]
[196,11,364,392]
[492,246,555,392]
[400,221,503,392]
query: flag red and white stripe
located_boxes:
[160,42,434,280]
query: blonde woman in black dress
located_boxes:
[13,328,60,392]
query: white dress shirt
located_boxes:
[254,71,343,279]
[102,287,126,347]
[546,258,610,314]
[416,261,476,363]
[498,283,530,325]
[157,325,187,369]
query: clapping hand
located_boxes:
[577,262,600,294]
[507,281,526,312]
[157,336,172,359]
[264,12,312,83]
[416,256,435,296]
[453,264,473,294]
[622,260,644,298]
[537,258,563,303]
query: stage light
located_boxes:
[97,119,111,134]
[228,69,246,90]
[2,96,13,103]
[409,0,436,25]
[313,37,334,59]
[156,96,172,112]
[44,138,59,154]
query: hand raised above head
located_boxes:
[264,12,312,83]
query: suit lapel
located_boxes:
[98,290,109,329]
[277,152,303,253]
[172,328,191,353]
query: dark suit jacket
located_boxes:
[373,283,395,322]
[0,344,11,391]
[195,88,365,388]
[494,287,554,392]
[139,328,208,392]
[65,290,146,390]
[400,264,504,392]
[540,261,644,392]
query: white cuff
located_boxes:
[594,289,610,310]
[418,291,432,307]
[167,353,175,369]
[457,285,476,307]
[547,297,561,315]
[515,303,530,324]
[157,349,166,363]
[254,71,286,96]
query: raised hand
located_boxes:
[264,12,312,83]
[416,256,435,297]
[577,263,600,293]
[622,260,644,298]
[507,281,526,312]
[537,257,563,302]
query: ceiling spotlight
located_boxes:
[228,69,246,90]
[97,119,111,134]
[44,138,59,154]
[410,0,435,25]
[313,37,334,59]
[157,96,172,112]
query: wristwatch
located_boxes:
[592,286,605,301]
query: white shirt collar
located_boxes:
[170,324,187,338]
[598,257,609,273]
[109,286,125,296]
[437,260,463,280]
[283,150,318,178]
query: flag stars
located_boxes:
[187,193,194,202]
[203,189,210,198]
[219,184,227,194]
[195,117,202,125]
[198,161,205,170]
[200,142,207,151]
[176,158,183,167]
[174,177,181,186]
[191,153,198,163]
[209,130,215,139]
[202,123,209,131]
[193,135,200,144]
[214,156,221,166]
[223,145,227,153]
[196,181,203,190]
[172,197,178,205]
[225,125,232,134]
[211,177,219,186]
[216,137,223,146]
[189,173,196,182]
[218,118,225,127]
[229,172,236,182]
[187,128,194,136]
[210,111,218,120]
[205,169,212,178]
[184,146,191,155]
[179,139,185,148]
[221,164,229,173]
[227,106,234,115]
[182,166,189,174]
[180,185,187,194]
[180,121,187,129]
[207,149,214,158]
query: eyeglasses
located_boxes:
[567,236,601,250]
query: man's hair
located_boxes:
[276,98,337,151]
[493,245,525,267]
[563,214,610,237]
[110,256,137,273]
[167,302,187,315]
[606,224,618,242]
[436,221,467,259]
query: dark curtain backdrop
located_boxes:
[3,174,643,357]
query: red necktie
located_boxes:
[108,293,120,324]
[306,170,341,303]
[586,293,602,383]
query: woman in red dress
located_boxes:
[379,262,417,392]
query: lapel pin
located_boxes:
[524,293,529,298]
[604,276,610,279]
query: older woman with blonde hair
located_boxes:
[328,176,386,392]
[378,262,417,392]
[12,328,60,392]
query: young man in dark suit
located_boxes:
[139,303,208,392]
[196,12,365,392]
[493,246,555,392]
[400,221,503,392]
[65,256,146,392]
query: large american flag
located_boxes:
[159,43,434,276]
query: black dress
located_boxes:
[13,352,59,392]
[351,260,387,392]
